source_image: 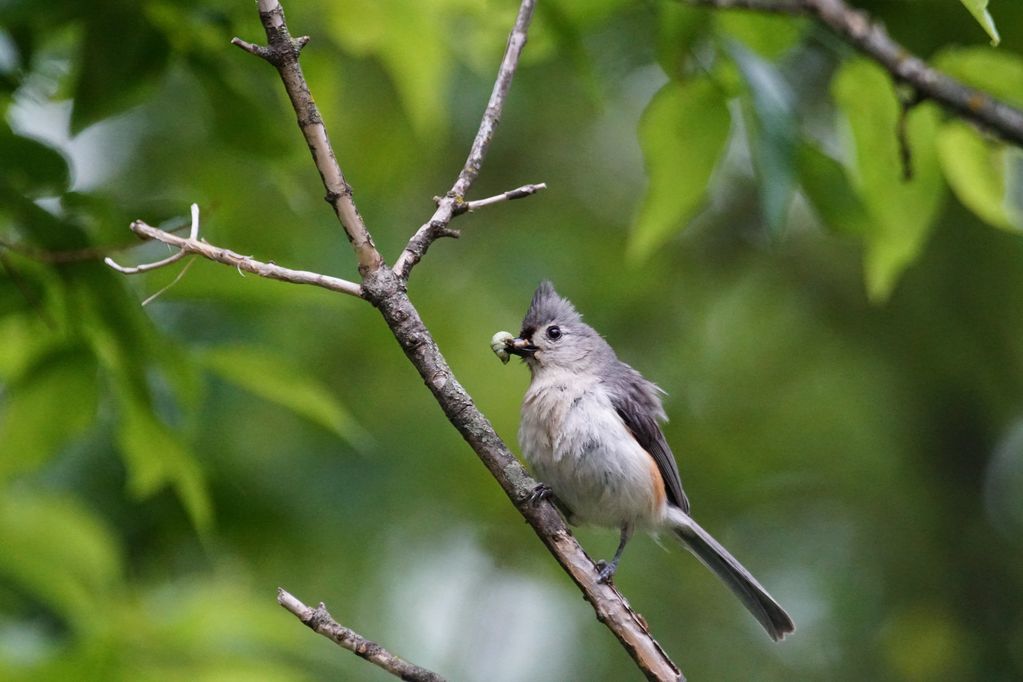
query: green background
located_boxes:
[2,0,1023,679]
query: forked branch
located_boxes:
[393,1,542,281]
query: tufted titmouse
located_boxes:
[501,281,795,641]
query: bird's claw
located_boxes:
[595,560,617,584]
[528,482,554,506]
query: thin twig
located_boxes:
[453,182,548,216]
[106,204,201,275]
[141,257,197,306]
[231,0,383,275]
[277,589,446,682]
[106,205,363,298]
[686,0,1023,146]
[393,0,539,281]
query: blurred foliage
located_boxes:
[2,0,1023,680]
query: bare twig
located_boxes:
[277,589,446,682]
[141,257,197,307]
[106,204,201,275]
[231,0,382,275]
[106,205,363,298]
[453,182,548,216]
[686,0,1023,146]
[393,1,539,281]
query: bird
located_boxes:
[499,281,795,641]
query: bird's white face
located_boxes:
[508,317,604,376]
[506,280,609,376]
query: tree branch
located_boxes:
[359,266,683,682]
[687,0,1023,146]
[453,182,549,216]
[122,1,683,679]
[231,0,383,275]
[393,0,540,281]
[106,205,363,298]
[277,588,446,682]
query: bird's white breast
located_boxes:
[518,368,665,529]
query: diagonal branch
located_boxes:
[231,0,383,275]
[359,266,683,682]
[393,0,539,281]
[229,1,682,679]
[277,589,445,682]
[111,1,680,679]
[687,0,1023,146]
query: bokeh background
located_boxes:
[2,0,1023,680]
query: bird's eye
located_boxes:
[545,325,562,341]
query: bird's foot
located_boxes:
[527,482,554,506]
[595,559,618,584]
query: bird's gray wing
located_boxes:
[610,374,690,513]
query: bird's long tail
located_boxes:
[666,506,795,641]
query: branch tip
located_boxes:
[276,589,446,682]
[109,205,364,298]
[231,36,271,60]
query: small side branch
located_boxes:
[452,182,548,216]
[686,0,1023,146]
[393,0,539,281]
[277,589,446,682]
[105,205,363,299]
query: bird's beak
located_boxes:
[506,336,538,358]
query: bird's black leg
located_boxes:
[596,524,634,584]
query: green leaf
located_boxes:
[831,60,946,301]
[326,0,451,139]
[0,315,61,379]
[0,490,122,625]
[117,399,212,533]
[655,3,707,81]
[0,123,70,197]
[797,143,874,237]
[714,11,805,59]
[0,346,98,480]
[958,0,1000,46]
[546,0,633,25]
[729,42,797,236]
[933,47,1023,108]
[937,121,1022,232]
[198,345,371,451]
[71,4,170,132]
[628,77,731,262]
